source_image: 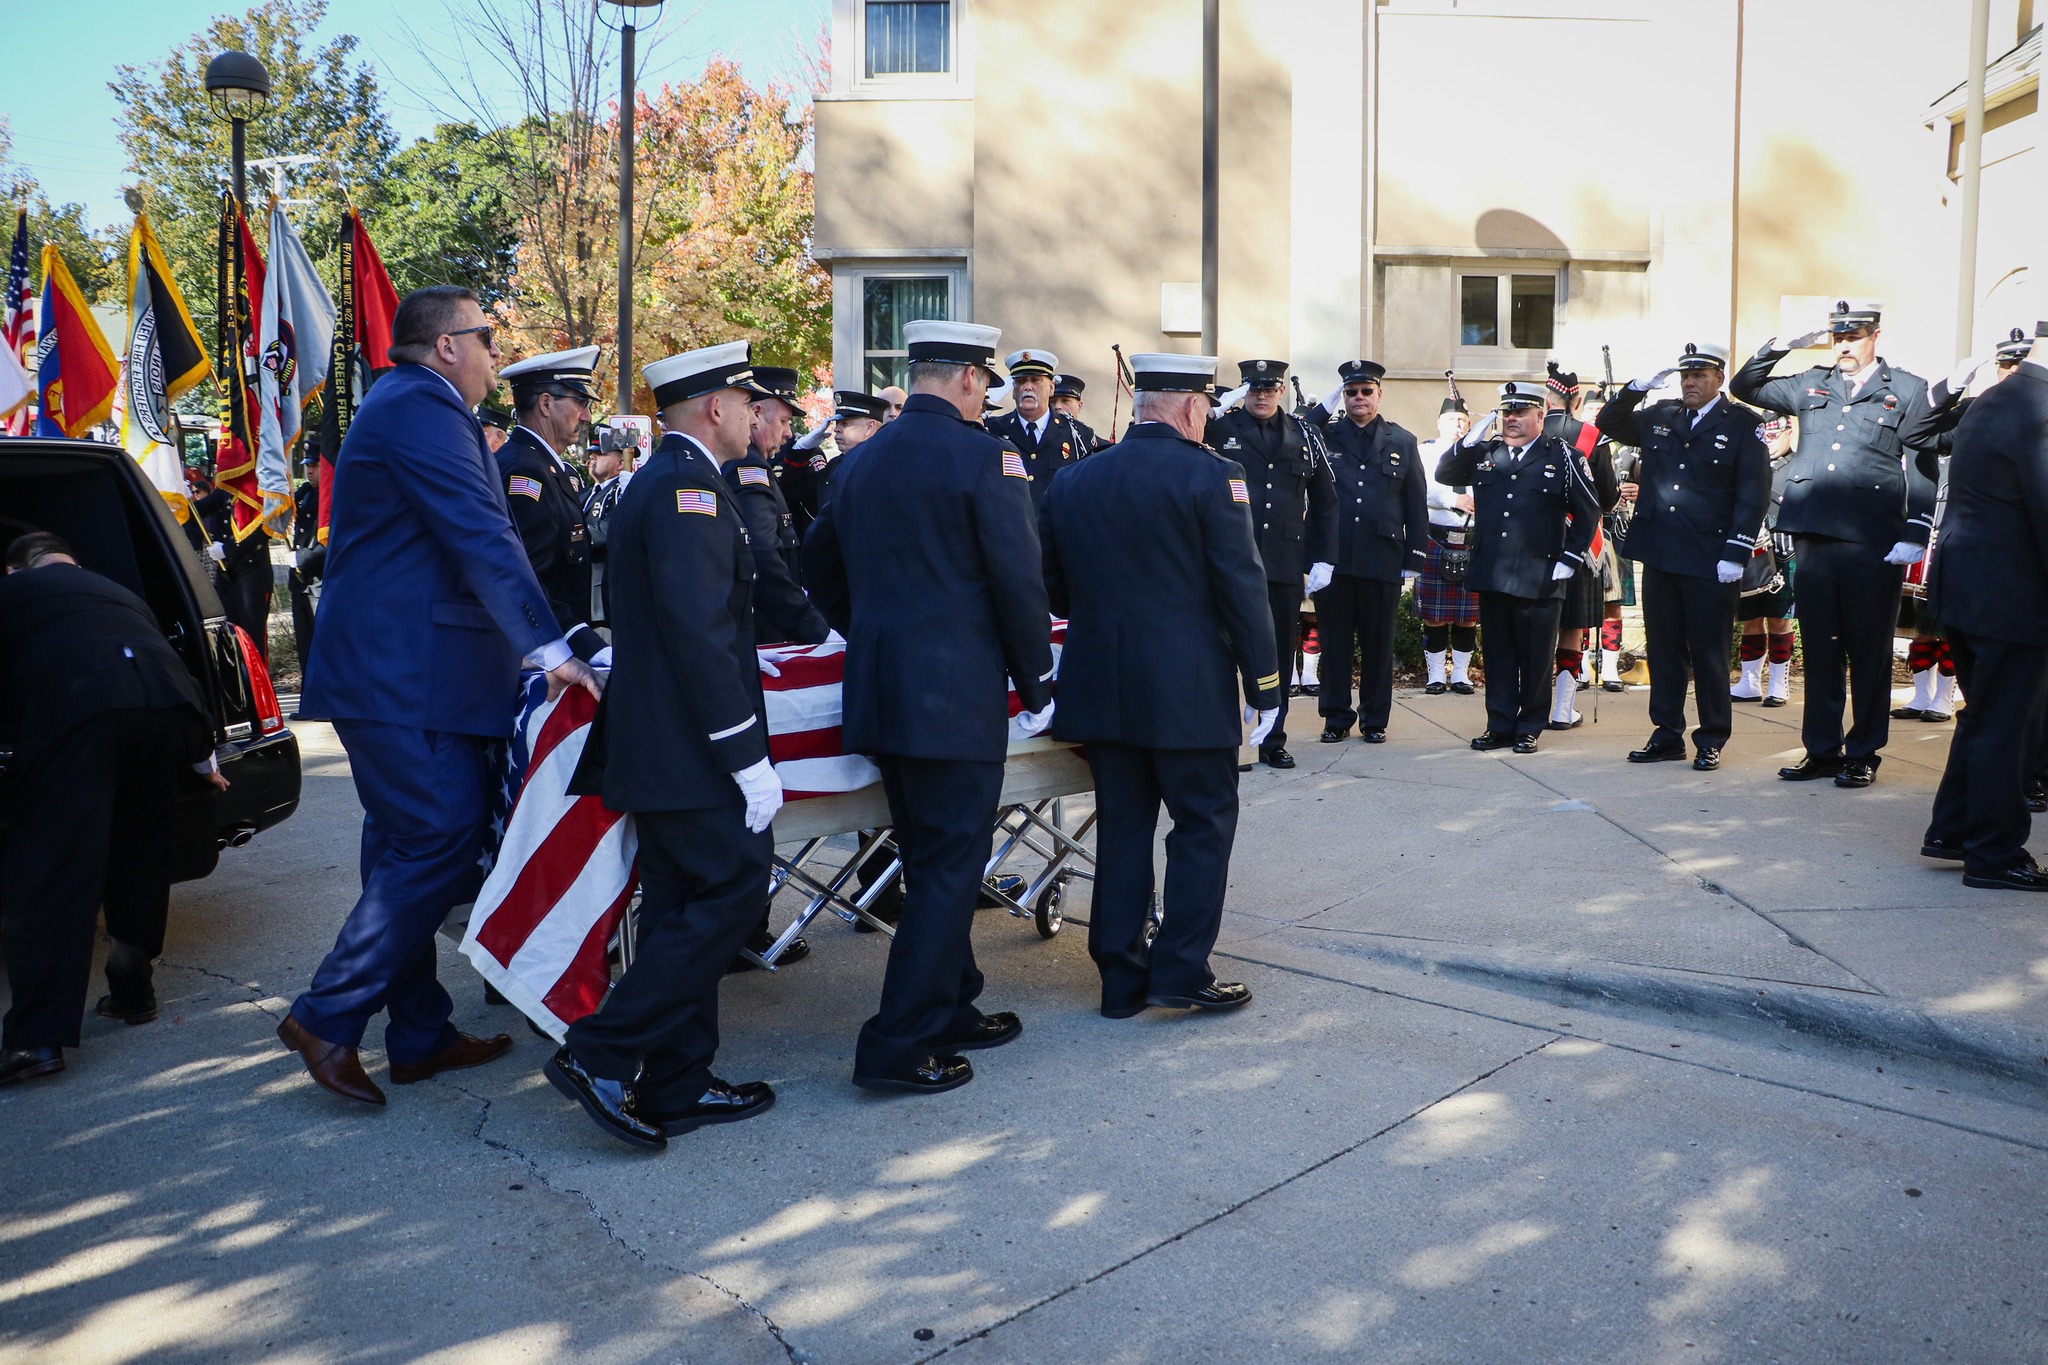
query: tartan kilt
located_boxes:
[1739,558,1796,621]
[1559,559,1607,631]
[1414,530,1481,625]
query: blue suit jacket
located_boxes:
[301,364,559,738]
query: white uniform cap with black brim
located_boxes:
[1129,352,1219,393]
[500,344,602,401]
[1496,379,1547,409]
[1675,341,1731,370]
[1828,298,1884,333]
[643,340,777,408]
[904,320,1005,381]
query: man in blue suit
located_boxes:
[804,320,1056,1095]
[1039,353,1280,1019]
[289,286,602,1107]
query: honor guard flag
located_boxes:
[2,209,33,435]
[34,246,119,439]
[315,208,399,543]
[256,201,334,535]
[118,211,211,522]
[0,329,30,424]
[213,192,269,541]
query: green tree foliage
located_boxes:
[368,123,522,306]
[109,0,395,335]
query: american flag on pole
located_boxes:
[3,209,35,435]
[461,630,1064,1038]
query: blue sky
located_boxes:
[3,0,829,227]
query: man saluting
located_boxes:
[1039,353,1278,1019]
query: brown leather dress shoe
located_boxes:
[389,1031,514,1085]
[277,1014,385,1107]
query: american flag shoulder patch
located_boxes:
[508,475,543,500]
[1228,478,1250,504]
[738,466,771,487]
[675,488,718,516]
[1001,450,1029,480]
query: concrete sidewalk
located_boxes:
[1217,678,2048,1105]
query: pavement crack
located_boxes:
[914,1037,1557,1363]
[446,1080,803,1363]
[158,958,283,1020]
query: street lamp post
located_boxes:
[603,2,661,414]
[204,51,273,205]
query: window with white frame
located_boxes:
[1457,270,1559,353]
[862,274,953,390]
[864,1,953,78]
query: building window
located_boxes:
[1459,275,1497,347]
[862,275,951,390]
[865,1,951,77]
[1457,270,1558,353]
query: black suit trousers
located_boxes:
[1640,566,1740,751]
[1085,743,1239,1011]
[1266,579,1302,750]
[855,756,1005,1078]
[1477,591,1564,739]
[1793,536,1904,761]
[1,707,199,1050]
[1315,575,1401,731]
[566,806,771,1106]
[1928,629,2048,875]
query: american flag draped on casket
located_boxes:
[460,633,1060,1039]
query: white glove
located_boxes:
[1883,541,1926,566]
[1460,411,1498,447]
[1402,569,1420,582]
[1780,329,1830,352]
[1014,702,1055,738]
[794,425,829,451]
[1212,383,1250,416]
[732,757,783,834]
[1947,355,1985,393]
[756,644,806,678]
[1305,562,1335,595]
[1550,561,1576,581]
[590,646,613,668]
[206,541,227,563]
[1633,368,1677,392]
[1320,384,1343,414]
[1245,705,1279,748]
[1715,560,1744,584]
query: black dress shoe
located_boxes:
[853,1054,974,1094]
[1890,705,1926,720]
[94,989,158,1026]
[941,1011,1022,1051]
[1146,981,1251,1011]
[640,1079,776,1133]
[1627,737,1687,763]
[1259,747,1295,770]
[0,1047,64,1087]
[1424,681,1448,696]
[2027,782,2048,814]
[1778,754,1843,781]
[1361,729,1387,744]
[1692,748,1721,771]
[1100,1000,1148,1020]
[1449,680,1476,695]
[1920,710,1953,724]
[1319,725,1350,744]
[544,1048,666,1151]
[1920,837,1966,862]
[1512,735,1540,754]
[1470,732,1513,751]
[1834,760,1876,789]
[1964,861,2048,892]
[1546,715,1583,731]
[1602,680,1625,693]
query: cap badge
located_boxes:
[1684,343,1697,356]
[1836,300,1850,313]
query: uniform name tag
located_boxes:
[738,466,771,487]
[1001,451,1029,479]
[1223,438,1242,450]
[676,489,718,515]
[1229,478,1250,504]
[508,475,543,500]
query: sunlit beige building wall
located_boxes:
[816,0,2040,433]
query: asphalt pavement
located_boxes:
[4,680,2047,1364]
